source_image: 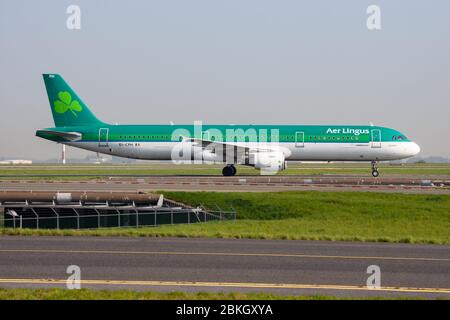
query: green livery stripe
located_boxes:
[37,125,411,143]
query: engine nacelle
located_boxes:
[252,152,286,174]
[199,149,221,163]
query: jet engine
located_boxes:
[252,151,286,174]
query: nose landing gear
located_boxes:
[222,165,237,176]
[371,161,379,177]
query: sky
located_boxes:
[1,0,449,160]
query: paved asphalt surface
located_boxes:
[1,179,449,194]
[0,236,449,298]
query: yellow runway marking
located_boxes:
[0,249,449,262]
[0,278,449,294]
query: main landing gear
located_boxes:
[371,161,380,177]
[222,165,237,176]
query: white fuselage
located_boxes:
[66,140,420,162]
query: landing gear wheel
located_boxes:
[371,161,379,177]
[222,165,236,176]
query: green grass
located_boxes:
[1,162,449,179]
[0,287,423,300]
[2,191,449,244]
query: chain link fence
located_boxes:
[1,204,236,230]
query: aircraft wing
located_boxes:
[185,137,275,153]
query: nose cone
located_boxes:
[406,142,421,157]
[412,142,421,155]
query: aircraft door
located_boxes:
[371,129,381,148]
[295,132,304,148]
[98,128,109,147]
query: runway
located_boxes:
[1,175,449,194]
[0,236,449,298]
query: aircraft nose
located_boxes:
[408,142,421,156]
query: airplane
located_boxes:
[36,74,421,177]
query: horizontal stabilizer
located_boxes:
[36,130,82,141]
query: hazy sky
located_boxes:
[1,0,449,160]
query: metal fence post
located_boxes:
[71,208,80,230]
[30,208,39,229]
[135,209,139,228]
[50,207,60,229]
[95,208,100,228]
[230,205,237,221]
[116,209,121,228]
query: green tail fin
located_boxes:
[43,74,105,127]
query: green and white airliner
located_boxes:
[36,74,420,176]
